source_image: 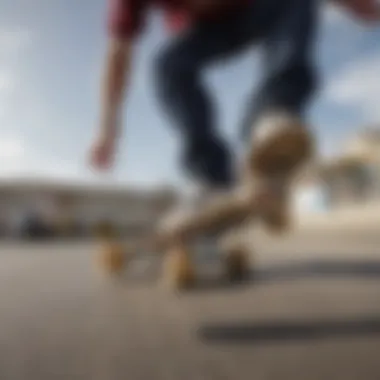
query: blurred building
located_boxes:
[317,128,380,206]
[295,127,380,213]
[0,179,177,237]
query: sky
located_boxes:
[0,0,380,188]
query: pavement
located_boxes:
[1,231,380,380]
[294,200,380,232]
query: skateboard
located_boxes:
[96,178,289,288]
[96,117,314,290]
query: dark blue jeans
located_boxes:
[154,0,318,189]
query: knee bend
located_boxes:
[154,47,196,86]
[276,62,318,102]
[297,63,318,101]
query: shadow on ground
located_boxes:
[198,316,380,344]
[196,260,380,344]
[255,259,380,283]
[121,258,380,292]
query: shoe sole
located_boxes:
[247,118,314,232]
[249,122,314,177]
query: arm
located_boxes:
[98,0,147,142]
[99,37,133,141]
[330,0,380,22]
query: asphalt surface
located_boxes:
[1,231,380,380]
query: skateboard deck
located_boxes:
[96,118,314,289]
[96,179,285,288]
[97,224,252,288]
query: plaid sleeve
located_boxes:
[107,0,148,38]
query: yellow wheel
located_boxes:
[94,221,117,240]
[261,202,292,234]
[97,242,125,275]
[219,225,251,282]
[224,246,251,282]
[162,245,196,290]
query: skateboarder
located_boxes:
[90,0,380,231]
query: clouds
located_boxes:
[0,136,24,159]
[0,28,23,113]
[310,4,380,157]
[324,53,380,124]
[0,26,36,124]
[323,1,349,25]
[0,70,12,94]
[0,26,30,55]
[0,26,80,180]
[0,28,29,174]
[0,72,12,118]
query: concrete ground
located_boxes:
[1,231,380,380]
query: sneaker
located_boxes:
[246,111,314,232]
[248,111,314,177]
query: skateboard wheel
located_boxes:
[97,243,125,274]
[163,246,195,290]
[262,205,291,234]
[224,247,250,282]
[255,184,292,234]
[94,221,117,240]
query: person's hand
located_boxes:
[341,0,380,23]
[89,133,117,172]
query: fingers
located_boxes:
[89,144,115,172]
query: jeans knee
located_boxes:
[271,60,318,107]
[183,136,234,188]
[296,62,318,101]
[154,45,194,88]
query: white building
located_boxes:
[0,179,177,236]
[293,127,380,214]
